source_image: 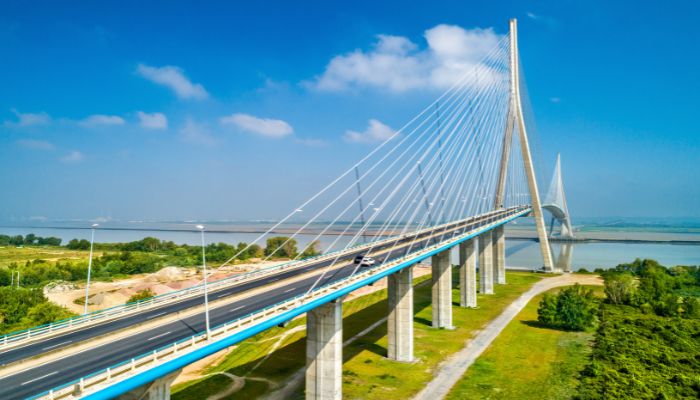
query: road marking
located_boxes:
[21,371,58,386]
[147,331,171,341]
[42,341,72,351]
[283,287,296,293]
[146,312,167,320]
[230,305,245,312]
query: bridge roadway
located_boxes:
[0,206,525,399]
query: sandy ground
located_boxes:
[413,273,603,400]
[44,260,286,314]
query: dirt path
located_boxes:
[413,273,602,400]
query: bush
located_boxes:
[128,289,155,303]
[537,284,598,331]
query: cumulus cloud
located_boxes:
[220,113,293,138]
[137,111,168,130]
[5,109,51,127]
[17,139,54,150]
[180,118,216,146]
[137,64,209,100]
[80,114,125,127]
[344,119,397,144]
[310,24,503,92]
[60,150,84,163]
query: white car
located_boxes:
[353,255,376,267]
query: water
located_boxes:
[1,226,698,270]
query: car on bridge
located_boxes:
[354,255,376,267]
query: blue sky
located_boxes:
[1,0,698,222]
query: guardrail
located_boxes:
[27,207,529,400]
[1,206,527,352]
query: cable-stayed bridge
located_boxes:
[0,19,560,400]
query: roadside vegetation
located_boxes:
[0,233,319,335]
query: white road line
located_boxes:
[283,287,296,293]
[21,371,58,386]
[229,305,245,312]
[42,341,72,351]
[146,331,171,341]
[146,312,167,320]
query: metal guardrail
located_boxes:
[27,207,529,400]
[0,207,520,351]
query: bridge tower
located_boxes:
[543,153,574,239]
[494,18,554,270]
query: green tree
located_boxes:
[300,240,321,259]
[537,284,598,331]
[603,272,636,305]
[264,237,298,259]
[127,289,155,303]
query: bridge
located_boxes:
[0,19,559,400]
[543,153,574,239]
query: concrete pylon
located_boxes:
[431,249,453,329]
[387,266,414,362]
[306,300,343,400]
[492,226,506,284]
[116,370,181,400]
[479,231,494,294]
[459,239,477,308]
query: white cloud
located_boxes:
[80,114,125,127]
[60,150,84,163]
[137,64,208,100]
[5,109,51,127]
[310,24,504,92]
[344,119,397,144]
[137,111,168,130]
[17,139,54,150]
[220,113,293,138]
[180,118,216,146]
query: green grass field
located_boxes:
[445,285,603,400]
[0,245,95,268]
[172,270,544,400]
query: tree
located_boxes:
[127,289,155,303]
[24,234,37,245]
[537,284,598,331]
[25,302,72,326]
[301,240,321,259]
[264,237,298,259]
[603,272,636,305]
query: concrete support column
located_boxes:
[387,266,414,362]
[479,231,494,294]
[306,300,343,400]
[492,226,506,284]
[431,249,453,329]
[116,369,181,400]
[459,239,477,308]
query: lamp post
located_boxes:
[197,224,211,339]
[83,223,99,315]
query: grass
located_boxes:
[445,285,603,400]
[172,269,544,400]
[0,245,95,268]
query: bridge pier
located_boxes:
[387,266,414,362]
[431,249,454,329]
[479,231,494,294]
[492,226,506,284]
[306,299,343,400]
[115,369,181,400]
[459,239,477,308]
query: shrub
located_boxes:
[537,284,598,331]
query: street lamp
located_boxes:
[83,223,99,315]
[197,224,211,339]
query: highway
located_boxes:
[0,207,524,399]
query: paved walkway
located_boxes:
[413,273,602,400]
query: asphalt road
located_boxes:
[0,207,522,399]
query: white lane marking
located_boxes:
[283,287,296,293]
[21,371,58,386]
[42,341,72,351]
[146,331,171,341]
[230,305,245,312]
[146,312,167,320]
